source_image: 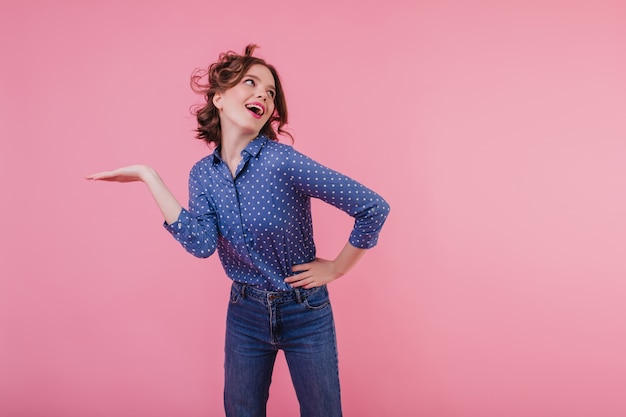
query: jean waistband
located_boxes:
[232,281,324,304]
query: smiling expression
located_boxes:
[213,64,277,138]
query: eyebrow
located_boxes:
[245,74,276,91]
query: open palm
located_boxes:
[85,165,150,183]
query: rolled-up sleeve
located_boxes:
[288,150,390,249]
[163,164,219,258]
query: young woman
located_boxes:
[87,45,390,417]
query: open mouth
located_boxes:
[245,103,265,117]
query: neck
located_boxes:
[220,129,259,177]
[220,130,257,161]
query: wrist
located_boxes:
[330,259,347,279]
[140,165,159,183]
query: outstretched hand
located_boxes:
[86,164,182,224]
[85,164,152,183]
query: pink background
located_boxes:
[2,1,625,416]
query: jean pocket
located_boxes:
[303,286,330,310]
[229,283,243,304]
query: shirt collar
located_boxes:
[211,135,269,165]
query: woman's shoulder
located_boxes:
[263,139,296,154]
[262,140,311,162]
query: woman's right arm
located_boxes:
[86,164,182,224]
[87,163,219,258]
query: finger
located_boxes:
[291,263,312,273]
[284,275,300,284]
[85,171,115,180]
[284,271,310,284]
[288,278,312,288]
[301,279,324,289]
[286,269,311,281]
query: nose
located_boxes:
[256,89,268,100]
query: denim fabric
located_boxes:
[225,282,342,417]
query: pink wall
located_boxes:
[2,1,625,416]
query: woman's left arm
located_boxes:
[284,149,390,289]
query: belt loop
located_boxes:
[241,284,247,299]
[294,287,303,304]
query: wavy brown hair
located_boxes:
[190,44,290,147]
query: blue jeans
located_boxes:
[224,282,342,417]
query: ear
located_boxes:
[212,92,223,110]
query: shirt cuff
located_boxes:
[349,232,379,249]
[163,208,191,234]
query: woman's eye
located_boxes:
[268,90,276,99]
[244,79,255,86]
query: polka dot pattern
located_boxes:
[165,135,390,291]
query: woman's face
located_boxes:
[213,64,277,138]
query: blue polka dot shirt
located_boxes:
[164,135,390,291]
